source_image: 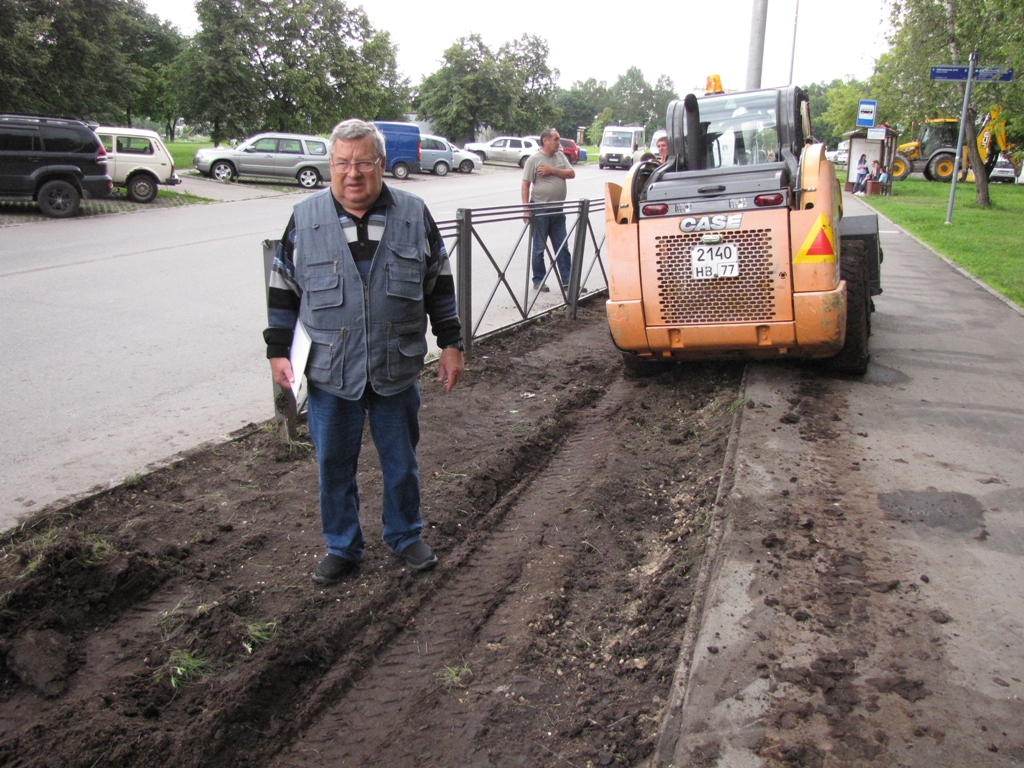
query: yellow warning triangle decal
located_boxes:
[793,213,836,263]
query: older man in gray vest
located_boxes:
[265,119,465,584]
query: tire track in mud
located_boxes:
[271,379,637,766]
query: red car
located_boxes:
[559,138,581,164]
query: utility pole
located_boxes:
[746,0,769,90]
[788,0,800,85]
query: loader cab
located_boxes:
[918,119,959,158]
[635,86,810,217]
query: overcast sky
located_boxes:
[145,0,892,93]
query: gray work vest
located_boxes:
[293,187,428,399]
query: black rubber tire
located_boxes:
[928,153,956,182]
[459,159,474,173]
[518,156,528,168]
[474,151,486,162]
[211,161,235,182]
[829,240,870,375]
[433,161,449,176]
[391,162,410,180]
[621,352,672,377]
[37,179,80,218]
[126,173,158,203]
[890,152,913,181]
[297,167,321,189]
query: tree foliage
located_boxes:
[0,0,176,124]
[178,0,409,143]
[553,79,610,142]
[607,67,678,136]
[416,34,560,144]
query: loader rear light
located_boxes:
[754,193,784,207]
[642,203,669,216]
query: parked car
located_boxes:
[419,134,454,176]
[193,133,330,188]
[96,126,180,203]
[373,121,422,179]
[989,156,1018,183]
[450,142,482,173]
[0,113,112,218]
[559,138,581,164]
[578,148,588,163]
[464,137,539,167]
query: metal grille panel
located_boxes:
[655,229,778,324]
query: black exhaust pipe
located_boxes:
[684,94,703,171]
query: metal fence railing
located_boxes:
[262,197,608,437]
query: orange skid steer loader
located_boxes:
[605,85,881,376]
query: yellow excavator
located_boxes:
[890,107,1018,182]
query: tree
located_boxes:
[244,0,408,134]
[177,0,262,145]
[607,67,678,137]
[877,0,1024,205]
[553,79,610,143]
[119,3,185,129]
[416,35,508,144]
[0,0,152,122]
[804,80,845,149]
[817,78,873,142]
[587,107,614,146]
[495,34,560,136]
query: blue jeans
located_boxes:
[531,210,571,287]
[306,382,422,562]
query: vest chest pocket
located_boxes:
[303,266,345,330]
[385,243,424,301]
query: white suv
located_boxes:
[96,126,180,203]
[464,137,539,167]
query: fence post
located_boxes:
[262,239,299,442]
[568,198,590,319]
[456,208,473,355]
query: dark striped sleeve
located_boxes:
[422,206,462,349]
[263,215,301,359]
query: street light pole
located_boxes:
[788,0,800,85]
[746,0,769,90]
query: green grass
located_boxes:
[166,141,213,171]
[858,177,1024,307]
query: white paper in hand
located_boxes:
[289,319,311,406]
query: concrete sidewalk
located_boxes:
[653,193,1024,767]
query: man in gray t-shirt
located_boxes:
[521,128,576,291]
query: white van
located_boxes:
[96,126,181,203]
[599,125,646,169]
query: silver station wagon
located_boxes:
[193,133,331,188]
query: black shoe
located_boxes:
[399,540,438,571]
[533,282,550,293]
[312,554,357,584]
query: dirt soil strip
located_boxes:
[0,300,744,768]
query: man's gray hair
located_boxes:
[329,119,386,159]
[540,128,559,143]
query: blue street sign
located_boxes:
[857,100,877,128]
[930,66,1013,82]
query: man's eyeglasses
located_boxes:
[330,158,380,173]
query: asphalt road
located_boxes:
[0,163,612,529]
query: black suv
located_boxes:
[0,114,113,218]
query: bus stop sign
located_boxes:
[857,100,877,128]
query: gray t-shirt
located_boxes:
[522,150,571,203]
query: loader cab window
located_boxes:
[687,90,779,169]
